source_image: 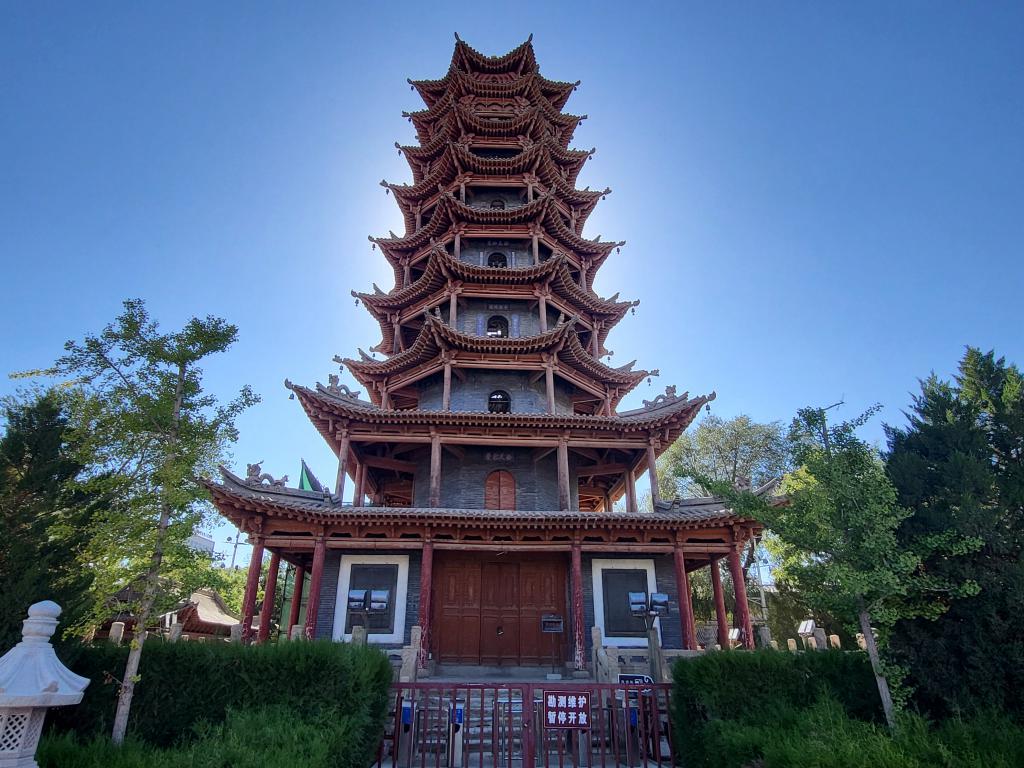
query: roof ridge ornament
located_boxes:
[325,374,361,400]
[643,385,682,410]
[245,461,288,488]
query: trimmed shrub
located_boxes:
[672,650,879,767]
[49,640,392,761]
[39,705,389,768]
[720,700,1024,768]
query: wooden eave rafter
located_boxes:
[410,66,578,112]
[451,36,538,76]
[337,317,648,406]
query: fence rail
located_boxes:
[376,681,674,768]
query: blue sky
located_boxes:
[3,3,1022,566]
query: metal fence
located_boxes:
[376,681,674,768]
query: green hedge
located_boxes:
[49,640,393,760]
[701,699,1024,768]
[39,705,377,768]
[672,650,880,767]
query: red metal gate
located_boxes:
[376,681,674,768]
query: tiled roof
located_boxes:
[204,467,745,530]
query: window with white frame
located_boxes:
[590,558,661,647]
[333,554,409,643]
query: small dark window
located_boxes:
[490,199,506,209]
[601,569,648,637]
[345,564,399,634]
[486,315,509,338]
[488,252,508,268]
[488,390,511,413]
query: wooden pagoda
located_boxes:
[206,37,759,670]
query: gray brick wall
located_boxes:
[582,553,683,651]
[458,298,543,338]
[418,370,574,415]
[458,238,531,268]
[314,549,422,648]
[314,550,341,640]
[411,445,579,510]
[464,188,527,211]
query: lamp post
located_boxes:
[628,591,670,681]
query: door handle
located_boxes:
[496,626,504,636]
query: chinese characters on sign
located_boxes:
[543,690,592,730]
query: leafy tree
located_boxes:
[658,413,789,499]
[885,348,1024,717]
[713,406,979,730]
[0,390,95,648]
[20,299,258,743]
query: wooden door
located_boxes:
[518,560,567,664]
[434,558,482,663]
[433,555,567,666]
[484,470,515,510]
[480,562,519,664]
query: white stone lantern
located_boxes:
[0,601,90,768]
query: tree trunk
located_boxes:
[857,599,896,730]
[111,363,185,744]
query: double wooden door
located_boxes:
[433,555,566,665]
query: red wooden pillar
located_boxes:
[571,543,586,672]
[304,537,327,640]
[646,443,661,506]
[352,459,365,506]
[257,550,280,643]
[417,540,434,667]
[335,431,350,499]
[673,546,698,651]
[710,556,730,649]
[241,538,264,644]
[442,362,452,410]
[624,468,638,515]
[287,565,305,636]
[557,439,570,511]
[728,539,755,649]
[545,363,556,414]
[429,433,442,507]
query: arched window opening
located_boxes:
[485,470,516,510]
[488,390,511,413]
[487,252,508,268]
[490,199,506,210]
[486,315,509,338]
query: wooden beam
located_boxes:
[442,443,466,460]
[576,462,630,477]
[360,455,417,474]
